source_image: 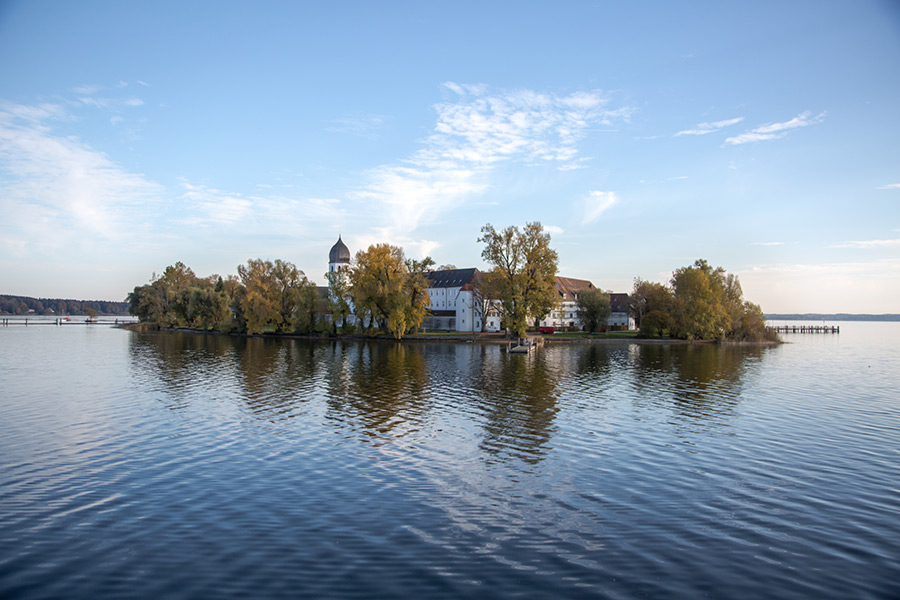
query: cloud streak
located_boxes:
[830,239,900,249]
[354,83,632,248]
[581,190,618,224]
[0,100,163,254]
[675,117,743,136]
[725,111,825,145]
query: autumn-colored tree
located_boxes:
[478,222,558,337]
[632,259,773,341]
[348,244,432,338]
[236,258,314,334]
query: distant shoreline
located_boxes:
[765,314,900,322]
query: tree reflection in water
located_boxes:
[629,343,769,429]
[471,349,561,466]
[129,332,763,463]
[323,341,431,442]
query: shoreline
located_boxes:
[121,322,781,346]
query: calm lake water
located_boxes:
[1,321,898,599]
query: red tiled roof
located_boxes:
[554,276,595,299]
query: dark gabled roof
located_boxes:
[609,293,630,313]
[554,276,595,299]
[329,236,351,264]
[426,268,478,288]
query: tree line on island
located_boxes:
[125,222,775,342]
[0,295,129,316]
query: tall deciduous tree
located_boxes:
[576,288,611,333]
[236,258,313,334]
[349,244,432,339]
[478,222,558,337]
[632,259,773,341]
[670,259,728,340]
[326,270,353,333]
[630,278,675,332]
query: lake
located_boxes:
[1,321,897,599]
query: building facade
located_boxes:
[538,276,635,331]
[422,268,501,333]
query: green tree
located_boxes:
[670,259,728,340]
[630,278,675,330]
[576,288,611,333]
[478,222,558,337]
[641,309,673,338]
[326,270,353,333]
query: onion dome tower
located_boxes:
[328,235,351,274]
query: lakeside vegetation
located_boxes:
[631,259,776,342]
[123,223,775,342]
[0,295,129,316]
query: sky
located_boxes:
[1,1,898,313]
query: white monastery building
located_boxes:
[422,268,501,333]
[325,236,632,333]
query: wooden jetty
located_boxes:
[504,336,544,353]
[767,325,840,334]
[1,318,133,326]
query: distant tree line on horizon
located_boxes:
[126,222,774,342]
[0,295,129,316]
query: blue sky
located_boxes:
[1,1,898,313]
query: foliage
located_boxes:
[0,295,129,316]
[326,269,353,333]
[236,258,316,334]
[630,278,674,330]
[478,221,559,337]
[633,259,772,341]
[641,310,673,337]
[348,244,433,339]
[575,288,611,333]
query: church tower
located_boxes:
[328,235,351,274]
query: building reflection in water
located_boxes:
[128,333,765,464]
[322,341,431,442]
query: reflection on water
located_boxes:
[324,341,431,440]
[129,334,768,465]
[3,325,898,599]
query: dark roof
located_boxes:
[609,293,630,313]
[329,236,351,264]
[554,276,595,299]
[426,268,478,288]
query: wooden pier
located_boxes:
[1,318,133,326]
[767,325,840,334]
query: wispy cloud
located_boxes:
[725,111,825,145]
[751,241,786,246]
[675,117,743,136]
[877,183,900,190]
[0,101,163,253]
[353,83,632,248]
[325,113,388,138]
[581,190,618,225]
[830,239,900,249]
[0,97,343,268]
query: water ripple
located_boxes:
[1,326,898,598]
